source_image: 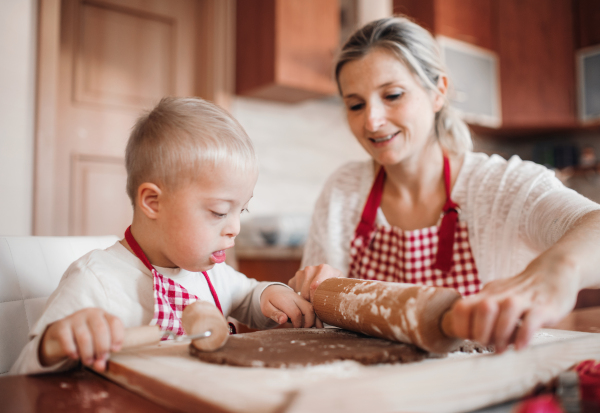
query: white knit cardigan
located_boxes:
[301,152,600,285]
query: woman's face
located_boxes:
[338,48,446,166]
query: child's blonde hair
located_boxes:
[125,97,257,204]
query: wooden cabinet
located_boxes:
[393,0,495,50]
[575,0,600,49]
[496,0,577,130]
[393,0,588,132]
[235,0,339,102]
[237,257,301,285]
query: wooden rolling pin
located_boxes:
[44,301,230,361]
[43,325,163,361]
[312,278,463,354]
[182,300,229,352]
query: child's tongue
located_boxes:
[210,250,226,264]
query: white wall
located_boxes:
[356,0,393,26]
[231,96,369,218]
[0,0,37,235]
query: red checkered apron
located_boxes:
[348,157,482,296]
[124,226,235,339]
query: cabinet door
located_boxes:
[575,0,600,49]
[43,0,196,236]
[34,0,234,235]
[496,0,577,129]
[236,0,339,102]
[393,0,494,50]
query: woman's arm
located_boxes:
[448,209,600,353]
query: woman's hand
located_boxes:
[39,308,125,372]
[288,264,346,303]
[260,284,317,328]
[447,255,580,353]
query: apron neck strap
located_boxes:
[356,166,386,238]
[202,272,224,315]
[442,155,459,213]
[435,155,459,273]
[124,226,226,316]
[443,155,452,201]
[125,226,154,273]
[357,156,457,236]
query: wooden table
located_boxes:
[0,368,171,413]
[1,307,599,413]
[552,306,600,334]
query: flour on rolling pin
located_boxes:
[313,278,464,354]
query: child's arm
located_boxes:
[11,245,145,375]
[260,284,317,328]
[213,264,316,330]
[39,308,125,372]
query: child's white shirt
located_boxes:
[10,241,281,375]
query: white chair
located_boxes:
[0,236,118,375]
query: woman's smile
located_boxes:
[368,130,400,145]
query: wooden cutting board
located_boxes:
[100,328,600,413]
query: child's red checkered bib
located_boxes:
[124,227,232,339]
[348,156,482,296]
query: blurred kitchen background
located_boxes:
[2,0,600,292]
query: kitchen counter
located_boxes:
[235,245,304,260]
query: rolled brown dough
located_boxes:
[190,328,443,368]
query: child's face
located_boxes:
[157,164,257,272]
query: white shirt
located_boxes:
[301,152,600,285]
[11,242,279,375]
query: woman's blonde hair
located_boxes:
[125,97,257,204]
[335,16,472,155]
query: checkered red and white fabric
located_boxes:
[348,220,482,296]
[348,156,482,297]
[124,226,224,340]
[150,268,198,337]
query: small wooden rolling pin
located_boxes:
[43,325,164,362]
[182,300,230,352]
[312,278,463,354]
[44,301,230,360]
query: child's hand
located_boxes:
[260,285,318,328]
[39,308,124,372]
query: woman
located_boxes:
[289,16,600,352]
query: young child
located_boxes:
[11,97,314,375]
